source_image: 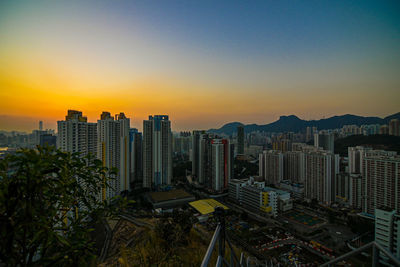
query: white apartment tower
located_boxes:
[97,112,131,200]
[57,110,94,156]
[142,115,172,189]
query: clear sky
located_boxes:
[0,0,399,132]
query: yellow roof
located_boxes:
[189,199,229,215]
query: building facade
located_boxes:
[259,150,284,186]
[237,125,245,155]
[142,115,172,189]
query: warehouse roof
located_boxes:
[189,199,228,215]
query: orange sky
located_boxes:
[1,1,399,132]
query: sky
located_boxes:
[0,0,399,132]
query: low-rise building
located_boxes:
[229,177,292,217]
[279,180,304,199]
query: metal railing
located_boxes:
[320,241,400,267]
[202,208,400,267]
[201,207,245,267]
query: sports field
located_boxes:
[285,211,324,226]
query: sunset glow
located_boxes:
[1,0,399,131]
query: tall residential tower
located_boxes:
[143,115,172,189]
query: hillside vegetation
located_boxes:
[335,135,400,156]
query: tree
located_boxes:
[0,146,125,266]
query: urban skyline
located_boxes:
[1,1,400,265]
[1,1,399,132]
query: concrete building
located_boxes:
[279,180,304,199]
[198,133,214,186]
[97,112,130,199]
[304,150,339,204]
[39,134,57,147]
[173,133,192,156]
[228,178,250,202]
[129,128,143,188]
[335,172,350,204]
[211,139,232,191]
[57,110,91,156]
[142,115,172,190]
[192,130,206,181]
[375,208,400,262]
[314,132,334,153]
[259,150,284,186]
[306,126,312,142]
[349,173,363,209]
[237,125,245,155]
[380,125,389,135]
[229,177,292,216]
[272,139,292,152]
[283,151,305,183]
[241,185,278,217]
[348,146,372,175]
[389,119,400,136]
[362,154,400,215]
[87,123,97,157]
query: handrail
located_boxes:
[320,241,400,267]
[201,224,221,267]
[201,207,242,267]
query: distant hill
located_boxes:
[208,112,400,135]
[334,134,400,156]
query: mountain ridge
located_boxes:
[208,112,400,135]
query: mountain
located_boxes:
[208,112,400,135]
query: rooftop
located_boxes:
[148,189,194,203]
[189,199,229,215]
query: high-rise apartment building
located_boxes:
[259,150,284,186]
[129,128,143,188]
[304,150,339,204]
[210,139,232,191]
[97,112,120,199]
[362,154,400,215]
[192,130,206,180]
[57,110,91,155]
[380,125,389,135]
[97,112,131,199]
[314,132,334,153]
[173,133,191,156]
[237,125,245,155]
[142,115,172,189]
[198,133,214,186]
[87,123,97,157]
[116,112,130,194]
[283,151,305,183]
[389,119,400,136]
[306,126,312,142]
[349,173,363,208]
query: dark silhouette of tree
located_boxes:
[0,146,126,266]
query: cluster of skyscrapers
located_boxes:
[191,131,234,192]
[259,143,339,205]
[57,110,172,199]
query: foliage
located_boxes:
[0,146,125,266]
[335,134,400,156]
[154,209,194,249]
[117,227,210,267]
